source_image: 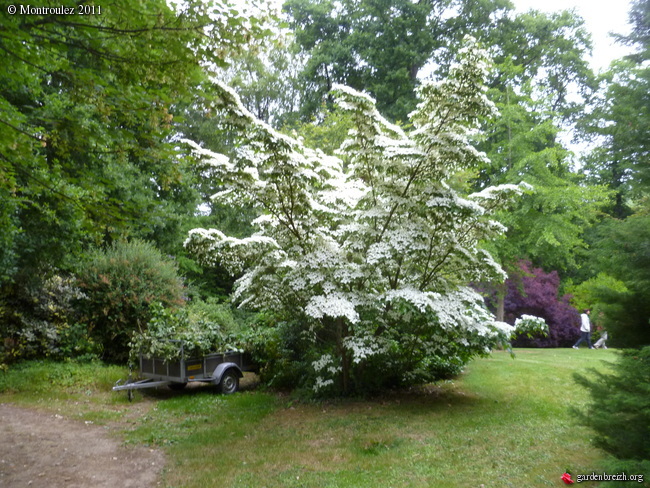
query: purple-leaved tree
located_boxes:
[483,261,580,347]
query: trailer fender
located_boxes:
[211,362,243,384]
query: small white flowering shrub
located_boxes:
[184,38,528,395]
[514,314,549,339]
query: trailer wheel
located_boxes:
[220,369,239,394]
[168,382,187,391]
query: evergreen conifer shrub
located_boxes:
[573,347,650,485]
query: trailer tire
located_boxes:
[168,382,187,391]
[219,369,239,395]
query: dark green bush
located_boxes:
[0,275,98,364]
[186,297,242,333]
[573,347,650,486]
[77,240,185,362]
[239,315,308,392]
[241,310,477,398]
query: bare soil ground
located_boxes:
[0,403,164,488]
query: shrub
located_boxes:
[586,206,650,347]
[77,240,185,362]
[573,347,650,486]
[186,296,243,333]
[242,316,311,392]
[0,275,98,364]
[514,314,549,339]
[481,261,580,347]
[566,273,630,347]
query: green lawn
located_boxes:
[0,348,618,487]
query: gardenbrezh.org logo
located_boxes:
[562,472,645,484]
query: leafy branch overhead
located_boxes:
[184,38,531,394]
[0,0,269,282]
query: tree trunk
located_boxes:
[336,318,351,395]
[496,282,506,323]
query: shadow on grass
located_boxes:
[125,371,262,402]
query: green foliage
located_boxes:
[566,273,629,312]
[129,301,243,366]
[568,0,650,353]
[246,311,496,397]
[284,0,507,122]
[580,61,650,217]
[483,9,595,121]
[284,107,355,156]
[584,204,650,346]
[0,0,266,284]
[466,9,603,289]
[77,240,185,362]
[0,275,99,365]
[186,297,243,331]
[620,0,650,63]
[566,273,630,342]
[219,29,305,128]
[242,316,313,391]
[285,0,594,126]
[573,347,650,485]
[475,78,610,275]
[0,359,125,396]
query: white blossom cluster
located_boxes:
[305,293,360,324]
[184,228,280,275]
[311,353,342,392]
[514,314,549,338]
[343,335,389,364]
[184,38,528,391]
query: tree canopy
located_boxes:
[0,0,264,283]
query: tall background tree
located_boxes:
[284,0,514,122]
[282,1,609,304]
[575,0,650,346]
[0,0,262,284]
[0,0,267,362]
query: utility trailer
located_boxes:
[113,343,255,399]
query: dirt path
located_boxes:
[0,403,164,488]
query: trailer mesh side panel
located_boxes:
[141,358,154,375]
[168,362,181,377]
[154,359,167,375]
[224,352,243,367]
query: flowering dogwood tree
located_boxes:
[185,38,529,394]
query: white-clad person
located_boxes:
[572,309,594,349]
[593,329,608,349]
